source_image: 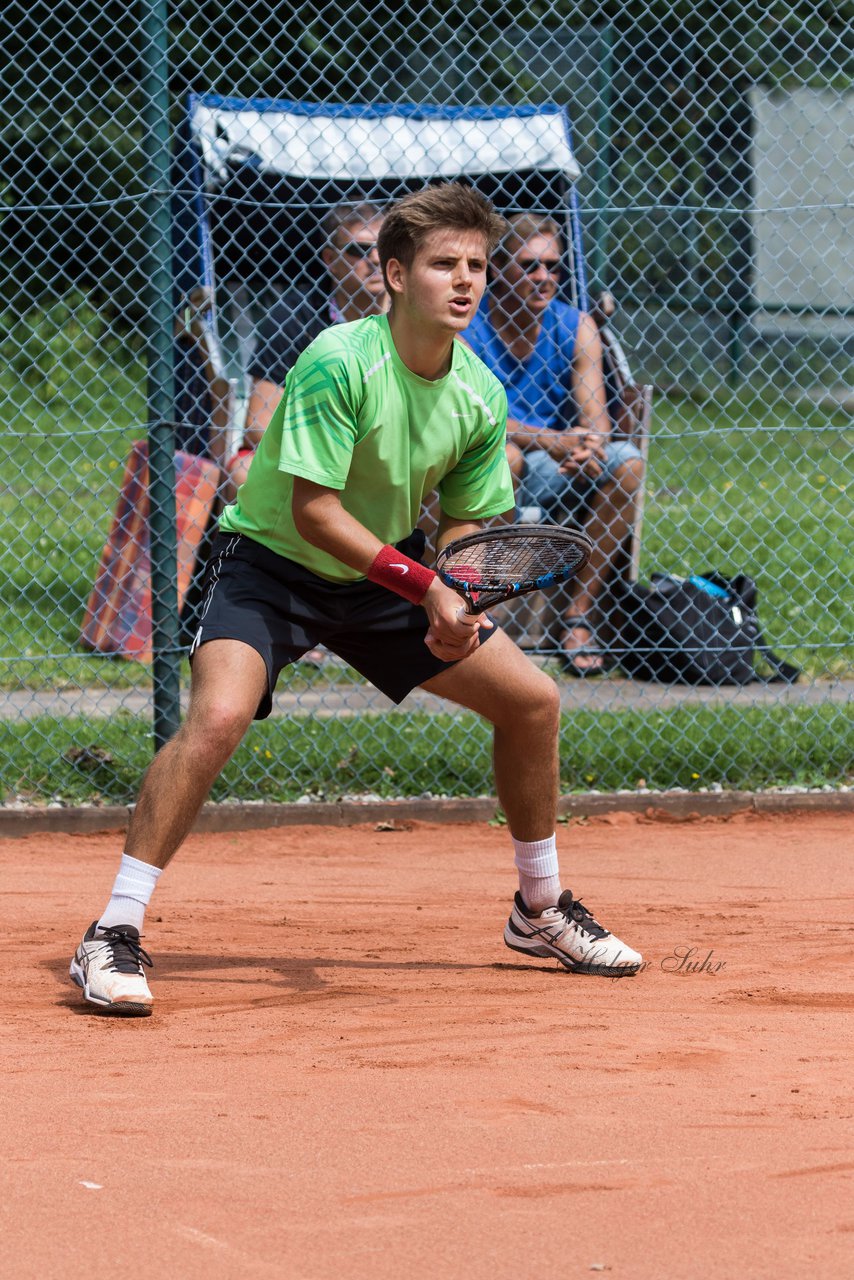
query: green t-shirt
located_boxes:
[219,313,513,582]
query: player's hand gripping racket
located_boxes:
[436,523,593,621]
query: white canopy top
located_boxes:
[189,96,580,185]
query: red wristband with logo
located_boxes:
[367,544,437,605]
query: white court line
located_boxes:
[463,1151,778,1178]
[463,1158,630,1175]
[175,1226,227,1249]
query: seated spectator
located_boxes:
[224,200,388,502]
[463,214,645,675]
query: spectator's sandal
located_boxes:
[559,614,606,677]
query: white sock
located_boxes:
[97,853,162,934]
[512,833,562,913]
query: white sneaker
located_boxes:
[504,890,643,975]
[70,922,154,1015]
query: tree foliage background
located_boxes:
[1,0,851,314]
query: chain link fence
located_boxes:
[1,1,852,805]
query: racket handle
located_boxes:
[457,604,480,624]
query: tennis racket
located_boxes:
[436,523,593,619]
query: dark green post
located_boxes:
[589,22,614,292]
[683,40,704,305]
[140,0,181,748]
[726,84,755,387]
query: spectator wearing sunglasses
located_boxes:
[462,214,644,676]
[223,202,388,503]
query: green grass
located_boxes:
[1,316,850,692]
[637,395,854,678]
[0,296,151,690]
[2,705,851,806]
[0,298,852,798]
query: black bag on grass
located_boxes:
[614,573,800,686]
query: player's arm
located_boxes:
[436,512,484,552]
[291,478,388,574]
[291,479,485,660]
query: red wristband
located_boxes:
[366,544,436,606]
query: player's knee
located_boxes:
[533,670,561,733]
[501,666,560,735]
[189,700,253,760]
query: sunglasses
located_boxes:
[515,258,562,276]
[340,241,379,260]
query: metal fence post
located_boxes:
[140,0,181,749]
[589,21,615,293]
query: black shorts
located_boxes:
[191,531,499,719]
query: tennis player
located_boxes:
[70,182,642,1015]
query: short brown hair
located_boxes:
[495,212,562,262]
[378,182,507,289]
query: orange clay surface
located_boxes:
[1,812,852,1279]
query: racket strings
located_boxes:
[442,534,586,587]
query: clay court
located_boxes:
[2,809,852,1278]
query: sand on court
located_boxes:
[1,811,852,1279]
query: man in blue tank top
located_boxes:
[464,214,644,675]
